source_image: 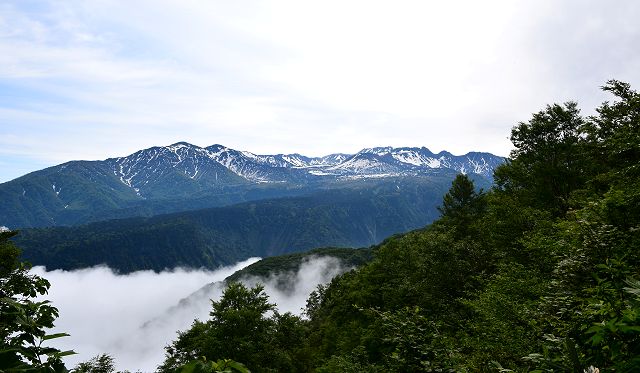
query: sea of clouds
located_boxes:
[31,256,346,372]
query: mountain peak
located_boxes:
[206,144,226,150]
[359,146,394,155]
[167,141,198,149]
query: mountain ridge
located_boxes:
[1,142,503,228]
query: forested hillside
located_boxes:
[15,176,464,272]
[158,81,640,372]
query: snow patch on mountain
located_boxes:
[328,154,398,174]
[103,142,503,189]
[391,151,426,166]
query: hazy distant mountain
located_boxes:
[0,142,503,228]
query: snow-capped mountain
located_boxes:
[333,146,504,178]
[204,144,316,183]
[198,145,344,183]
[104,142,503,188]
[107,142,502,185]
[4,141,504,200]
[0,141,504,228]
[107,142,246,198]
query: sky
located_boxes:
[32,256,345,371]
[1,0,640,182]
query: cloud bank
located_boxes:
[32,256,347,372]
[31,259,259,371]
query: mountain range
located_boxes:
[1,142,504,229]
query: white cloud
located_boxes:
[32,255,347,372]
[239,256,347,315]
[31,259,260,372]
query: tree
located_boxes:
[585,80,640,175]
[73,354,116,373]
[175,357,250,373]
[203,282,275,367]
[437,174,486,237]
[494,101,586,216]
[0,229,73,372]
[520,82,640,372]
[161,282,308,373]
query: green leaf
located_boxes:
[177,360,199,373]
[226,360,250,373]
[618,325,640,333]
[53,350,76,358]
[590,333,604,346]
[42,332,70,340]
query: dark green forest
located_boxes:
[14,177,463,273]
[1,80,639,372]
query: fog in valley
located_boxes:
[32,256,348,372]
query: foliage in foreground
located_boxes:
[299,80,640,372]
[0,229,74,372]
[175,357,249,373]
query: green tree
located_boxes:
[73,354,115,373]
[204,282,274,366]
[521,82,640,372]
[584,80,640,176]
[0,229,73,372]
[175,356,250,373]
[494,101,586,216]
[161,282,308,373]
[437,174,486,237]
